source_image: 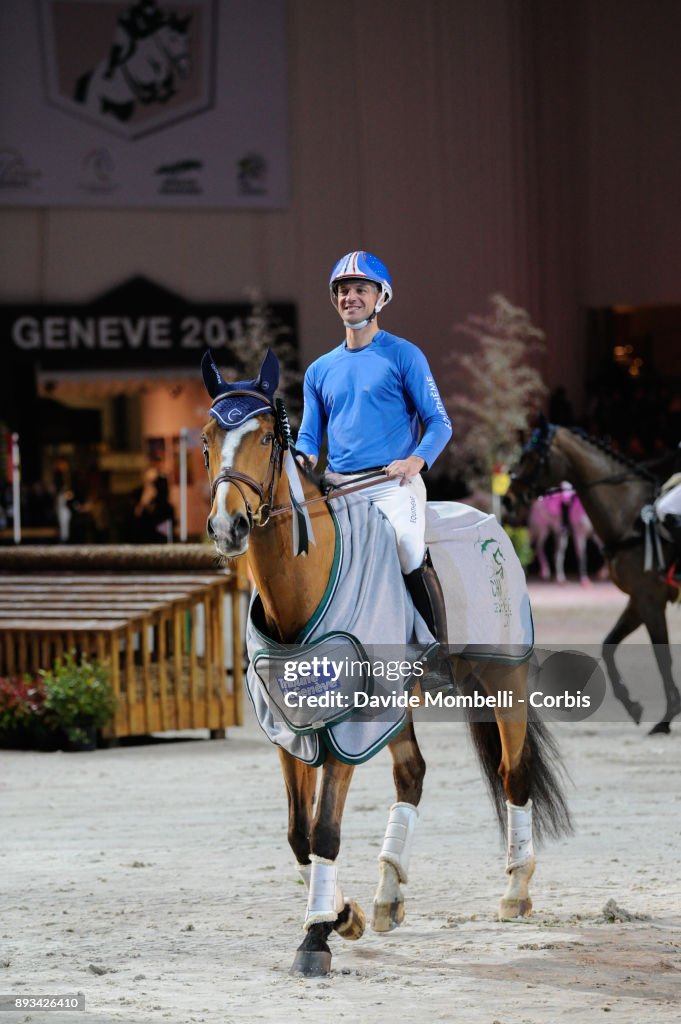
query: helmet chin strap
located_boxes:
[343,293,385,331]
[345,309,377,330]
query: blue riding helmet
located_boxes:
[329,251,393,317]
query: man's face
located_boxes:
[335,279,380,324]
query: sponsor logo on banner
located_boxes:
[39,0,217,140]
[0,149,42,193]
[154,158,204,195]
[79,147,117,195]
[237,152,268,196]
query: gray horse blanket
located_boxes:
[246,494,533,766]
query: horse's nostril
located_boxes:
[206,517,216,539]
[233,513,249,542]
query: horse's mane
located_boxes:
[566,427,660,483]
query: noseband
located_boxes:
[204,390,282,529]
[511,425,557,502]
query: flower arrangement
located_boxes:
[0,653,116,751]
[41,653,117,749]
[0,675,49,744]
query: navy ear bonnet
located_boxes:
[201,349,280,430]
[527,412,556,452]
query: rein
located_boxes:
[266,469,389,520]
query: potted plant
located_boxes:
[41,653,117,751]
[0,675,50,749]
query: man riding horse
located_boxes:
[295,250,453,645]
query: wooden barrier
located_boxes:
[0,546,250,739]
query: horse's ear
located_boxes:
[201,349,228,398]
[255,348,280,396]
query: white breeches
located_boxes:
[655,483,681,519]
[332,473,427,573]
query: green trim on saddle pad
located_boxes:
[296,504,343,642]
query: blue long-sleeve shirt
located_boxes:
[296,330,452,473]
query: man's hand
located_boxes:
[385,455,425,485]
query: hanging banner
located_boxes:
[1,276,298,371]
[0,0,289,208]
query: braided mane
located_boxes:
[567,427,659,483]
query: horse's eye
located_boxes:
[261,432,274,446]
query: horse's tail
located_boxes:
[466,707,573,843]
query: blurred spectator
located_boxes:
[130,467,175,543]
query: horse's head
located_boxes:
[124,36,175,103]
[201,349,282,557]
[156,17,192,79]
[121,10,191,104]
[507,414,567,507]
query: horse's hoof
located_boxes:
[499,896,533,920]
[648,721,671,736]
[372,897,405,933]
[623,701,643,725]
[289,949,332,977]
[335,899,366,941]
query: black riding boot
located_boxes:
[663,513,681,552]
[404,551,454,693]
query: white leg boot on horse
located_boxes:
[287,756,366,976]
[373,802,419,932]
[304,856,346,928]
[372,722,425,932]
[499,799,536,919]
[297,858,366,942]
[467,659,550,920]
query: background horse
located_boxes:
[201,351,570,977]
[528,487,603,584]
[509,419,680,734]
[74,6,191,122]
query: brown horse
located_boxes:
[508,418,680,735]
[201,351,570,976]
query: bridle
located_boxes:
[510,425,558,503]
[204,390,283,529]
[203,390,389,532]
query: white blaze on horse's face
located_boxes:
[207,419,260,556]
